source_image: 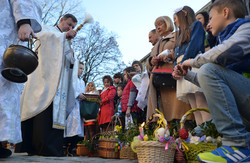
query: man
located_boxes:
[15,14,78,156]
[132,30,159,123]
[0,0,42,158]
[148,29,160,46]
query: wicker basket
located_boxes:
[76,144,90,156]
[179,108,218,162]
[120,146,137,159]
[98,138,119,159]
[97,116,121,159]
[135,141,175,163]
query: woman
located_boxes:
[98,75,116,132]
[146,16,191,122]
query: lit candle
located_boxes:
[139,122,145,136]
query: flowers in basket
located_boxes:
[177,117,223,162]
[114,123,140,159]
[76,140,91,156]
[130,109,178,163]
[178,119,222,146]
[115,122,140,147]
[131,109,178,152]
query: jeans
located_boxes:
[197,63,250,147]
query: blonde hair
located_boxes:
[155,16,174,34]
[85,82,97,93]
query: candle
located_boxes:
[139,122,145,136]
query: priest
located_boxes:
[0,0,42,158]
[15,14,78,156]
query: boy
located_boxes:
[113,72,123,88]
[64,62,85,156]
[173,0,250,162]
[132,61,142,74]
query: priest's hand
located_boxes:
[18,24,36,41]
[66,27,77,40]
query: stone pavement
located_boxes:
[0,150,138,163]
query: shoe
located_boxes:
[197,145,250,163]
[0,146,12,158]
[68,148,79,157]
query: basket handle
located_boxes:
[180,108,210,129]
[105,115,122,133]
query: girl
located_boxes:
[196,11,217,50]
[85,82,99,95]
[114,84,124,117]
[173,6,211,125]
[84,82,99,140]
[98,75,116,132]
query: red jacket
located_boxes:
[121,79,140,112]
[98,86,116,125]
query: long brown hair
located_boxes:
[174,6,196,46]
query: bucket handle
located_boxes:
[17,37,41,53]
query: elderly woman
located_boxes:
[146,16,191,122]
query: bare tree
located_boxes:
[41,0,84,25]
[72,22,126,87]
[40,0,127,87]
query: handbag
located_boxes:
[152,69,176,88]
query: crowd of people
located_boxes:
[0,0,250,162]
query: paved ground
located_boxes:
[0,150,138,163]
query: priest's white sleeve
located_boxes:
[10,0,42,32]
[64,40,75,64]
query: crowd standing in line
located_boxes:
[0,0,249,162]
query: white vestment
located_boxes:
[64,62,85,137]
[20,25,75,130]
[0,0,42,144]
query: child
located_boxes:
[84,82,99,140]
[172,6,211,126]
[85,82,99,95]
[121,67,141,127]
[196,11,217,50]
[64,62,85,156]
[113,73,123,88]
[98,75,116,132]
[114,84,123,117]
[174,0,250,162]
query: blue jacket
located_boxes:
[174,21,205,67]
[219,18,250,73]
[190,18,250,75]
